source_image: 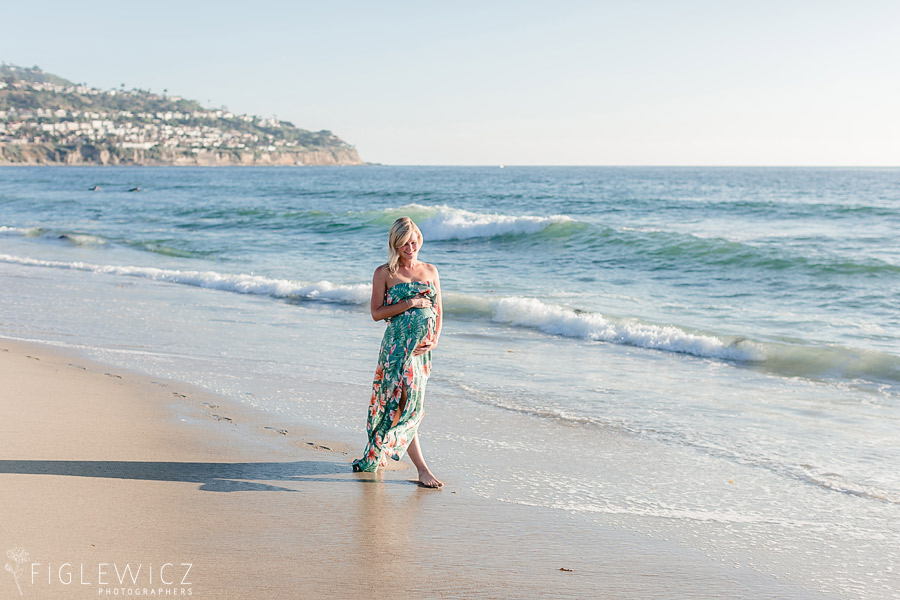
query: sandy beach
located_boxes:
[4,1,900,595]
[0,336,829,599]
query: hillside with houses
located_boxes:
[0,64,364,166]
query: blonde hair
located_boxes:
[387,217,423,274]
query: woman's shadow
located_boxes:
[0,459,355,492]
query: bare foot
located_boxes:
[417,469,443,488]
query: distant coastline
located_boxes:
[0,63,365,166]
[0,142,364,166]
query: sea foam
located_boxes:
[0,254,370,305]
[382,204,574,241]
[0,226,42,237]
[490,296,762,361]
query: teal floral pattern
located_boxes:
[352,281,437,472]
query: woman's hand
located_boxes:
[413,338,437,356]
[406,292,433,310]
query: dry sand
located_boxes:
[0,337,822,599]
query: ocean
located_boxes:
[1,166,898,598]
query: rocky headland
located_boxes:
[0,64,365,166]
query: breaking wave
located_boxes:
[488,296,761,361]
[4,251,898,387]
[0,254,370,305]
[369,203,577,240]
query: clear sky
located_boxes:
[3,1,898,165]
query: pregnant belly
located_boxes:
[412,306,437,320]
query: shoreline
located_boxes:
[0,335,829,599]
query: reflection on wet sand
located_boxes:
[352,470,428,584]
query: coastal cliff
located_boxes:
[0,64,365,166]
[0,142,365,166]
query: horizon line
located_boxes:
[2,163,898,169]
[375,164,900,168]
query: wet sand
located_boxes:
[0,337,823,599]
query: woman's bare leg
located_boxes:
[407,434,442,487]
[392,378,442,487]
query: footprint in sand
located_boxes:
[69,363,86,370]
[263,426,288,435]
[104,372,122,379]
[26,355,40,360]
[172,392,187,398]
[306,442,333,451]
[211,414,233,422]
[202,402,219,409]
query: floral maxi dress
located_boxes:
[352,281,437,472]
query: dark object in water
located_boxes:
[90,185,100,191]
[128,187,141,192]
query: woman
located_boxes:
[351,217,443,488]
